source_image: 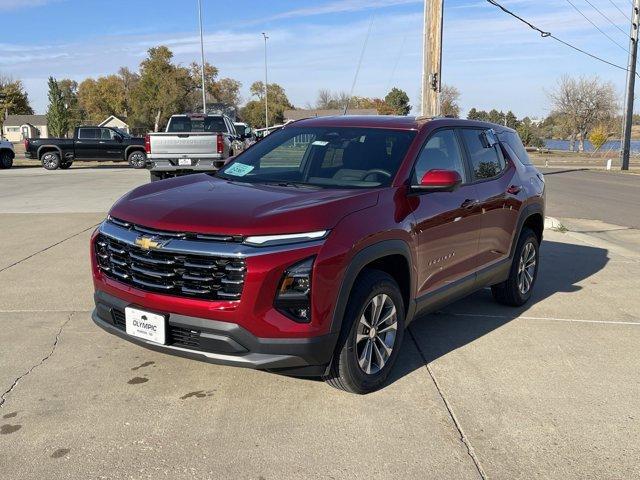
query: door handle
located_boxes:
[460,199,480,209]
[507,185,522,195]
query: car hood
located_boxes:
[109,174,379,235]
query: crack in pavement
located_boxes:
[0,224,99,274]
[408,327,488,480]
[0,312,73,409]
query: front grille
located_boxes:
[110,308,203,350]
[95,233,245,301]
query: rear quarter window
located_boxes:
[499,131,532,165]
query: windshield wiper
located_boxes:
[261,181,319,189]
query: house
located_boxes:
[283,109,378,122]
[99,115,129,134]
[2,114,48,142]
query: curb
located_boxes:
[544,216,563,230]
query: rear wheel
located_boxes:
[128,150,147,169]
[323,269,405,394]
[41,151,60,170]
[491,228,539,306]
[0,151,13,169]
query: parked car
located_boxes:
[0,138,15,169]
[24,126,146,170]
[91,116,545,394]
[146,113,246,182]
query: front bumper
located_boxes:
[93,290,337,376]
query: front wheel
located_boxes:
[41,152,60,170]
[324,269,405,394]
[0,151,13,169]
[491,228,539,306]
[128,150,147,169]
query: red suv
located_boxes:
[91,116,545,393]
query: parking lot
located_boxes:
[1,165,639,479]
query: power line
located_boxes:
[344,14,374,115]
[582,0,630,37]
[607,0,632,22]
[565,0,629,51]
[486,0,629,72]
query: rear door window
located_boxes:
[78,128,99,139]
[461,128,507,181]
[166,116,227,133]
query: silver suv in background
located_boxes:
[0,138,15,169]
[145,113,241,182]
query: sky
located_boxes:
[0,0,636,118]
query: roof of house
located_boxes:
[99,115,128,126]
[4,114,47,126]
[283,109,378,121]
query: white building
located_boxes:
[99,115,130,134]
[2,115,48,142]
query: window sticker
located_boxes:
[225,162,254,176]
[312,140,329,146]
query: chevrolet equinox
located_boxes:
[91,116,545,394]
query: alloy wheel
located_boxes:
[355,293,398,375]
[517,242,537,294]
[130,152,146,168]
[43,154,57,169]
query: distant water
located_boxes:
[544,139,640,153]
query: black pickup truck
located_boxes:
[25,126,147,170]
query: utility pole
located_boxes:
[421,0,443,117]
[262,32,269,130]
[621,0,640,171]
[198,0,207,114]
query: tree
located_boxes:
[516,117,544,148]
[78,75,127,124]
[505,111,519,129]
[118,67,140,117]
[440,85,460,118]
[467,108,489,121]
[588,124,610,151]
[384,87,411,115]
[58,79,84,128]
[488,109,504,125]
[130,46,193,131]
[46,77,70,138]
[548,75,618,152]
[241,81,293,128]
[0,76,33,128]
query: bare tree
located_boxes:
[548,75,618,152]
[440,84,461,118]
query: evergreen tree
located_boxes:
[46,77,70,138]
[384,87,411,116]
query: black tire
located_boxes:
[41,151,61,170]
[128,150,147,169]
[59,161,73,169]
[0,151,13,169]
[323,269,405,394]
[149,171,164,182]
[491,228,539,306]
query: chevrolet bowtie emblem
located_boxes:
[135,236,162,250]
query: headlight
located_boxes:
[275,257,314,323]
[244,230,328,247]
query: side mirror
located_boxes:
[412,169,462,193]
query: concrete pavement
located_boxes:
[1,166,639,479]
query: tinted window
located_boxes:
[167,116,228,133]
[498,131,532,165]
[218,127,416,188]
[413,129,466,183]
[461,128,506,180]
[78,128,99,139]
[101,128,118,140]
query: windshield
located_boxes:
[218,126,416,189]
[167,116,227,133]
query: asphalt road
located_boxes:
[1,166,640,479]
[541,168,640,229]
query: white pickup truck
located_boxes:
[0,138,15,169]
[145,113,249,181]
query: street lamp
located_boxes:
[198,0,207,114]
[262,32,269,130]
